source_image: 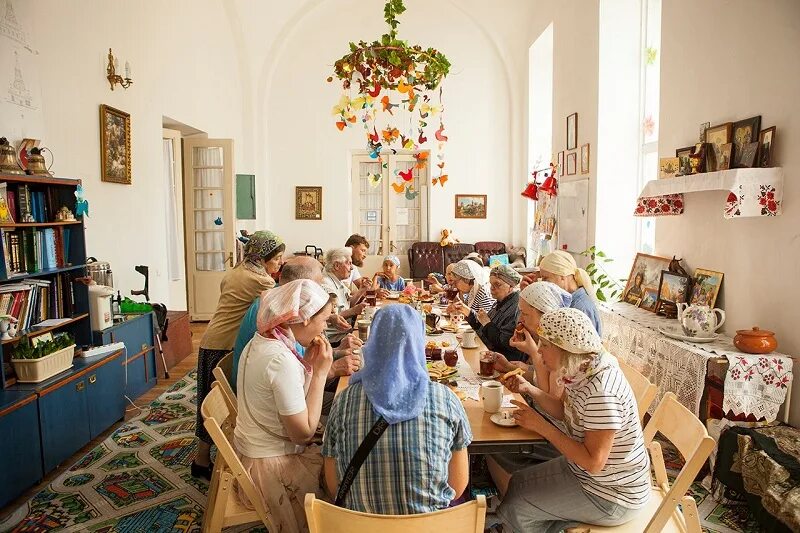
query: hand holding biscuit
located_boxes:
[509,326,538,358]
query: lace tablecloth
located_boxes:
[600,303,794,421]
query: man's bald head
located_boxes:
[280,255,324,284]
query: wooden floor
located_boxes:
[0,321,207,520]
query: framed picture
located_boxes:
[739,142,759,168]
[717,143,733,170]
[699,122,710,142]
[580,144,590,174]
[758,126,776,167]
[657,270,691,305]
[566,152,577,175]
[689,143,706,174]
[675,146,693,176]
[732,115,761,168]
[99,104,131,184]
[690,268,724,307]
[566,112,578,150]
[557,151,564,177]
[659,157,680,179]
[295,186,322,220]
[622,252,671,312]
[455,194,487,219]
[704,122,732,172]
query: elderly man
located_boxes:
[345,234,372,289]
[322,247,368,344]
[230,255,363,391]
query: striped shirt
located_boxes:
[563,364,651,508]
[467,285,495,313]
[322,382,472,515]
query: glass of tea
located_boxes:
[366,288,377,306]
[479,351,496,376]
[445,286,459,302]
[443,348,458,368]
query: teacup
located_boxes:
[462,328,478,348]
[481,380,503,413]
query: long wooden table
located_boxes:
[336,300,544,454]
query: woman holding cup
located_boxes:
[447,260,495,317]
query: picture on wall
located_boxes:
[758,126,776,167]
[657,270,691,305]
[566,152,577,175]
[580,143,590,174]
[99,104,131,184]
[566,112,578,150]
[739,142,759,168]
[675,146,693,176]
[704,122,732,172]
[621,253,672,312]
[717,143,733,170]
[732,115,761,168]
[690,268,724,307]
[659,157,680,179]
[295,186,322,219]
[455,194,487,219]
[557,151,564,177]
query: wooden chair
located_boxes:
[567,392,715,533]
[618,359,658,424]
[200,385,273,533]
[212,351,238,419]
[305,493,486,533]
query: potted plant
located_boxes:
[11,333,76,383]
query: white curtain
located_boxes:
[192,147,225,272]
[162,139,183,280]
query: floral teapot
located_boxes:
[675,303,725,338]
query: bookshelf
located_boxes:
[0,173,91,388]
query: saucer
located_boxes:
[478,371,501,379]
[461,343,479,349]
[658,326,718,343]
[386,293,400,300]
[490,412,518,427]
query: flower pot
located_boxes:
[734,327,777,355]
[11,344,76,383]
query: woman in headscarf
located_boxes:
[465,264,526,361]
[234,279,334,533]
[322,305,472,515]
[447,259,495,315]
[372,255,406,291]
[426,262,456,294]
[193,230,285,478]
[497,308,650,533]
[538,250,602,334]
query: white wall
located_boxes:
[2,0,246,310]
[657,0,800,425]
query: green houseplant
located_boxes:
[579,246,627,302]
[11,333,76,383]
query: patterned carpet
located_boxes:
[0,369,766,532]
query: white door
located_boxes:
[183,138,235,321]
[351,152,429,276]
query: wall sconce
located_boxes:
[106,48,132,90]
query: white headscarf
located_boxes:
[452,259,490,308]
[539,251,597,301]
[537,308,603,355]
[520,281,573,313]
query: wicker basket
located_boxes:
[11,345,76,383]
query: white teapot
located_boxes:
[675,303,725,337]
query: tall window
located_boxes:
[637,0,661,253]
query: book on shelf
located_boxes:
[0,273,76,332]
[0,227,71,278]
[0,184,14,224]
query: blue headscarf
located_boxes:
[350,305,429,424]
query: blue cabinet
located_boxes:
[0,392,42,508]
[93,313,156,400]
[87,355,125,439]
[39,374,92,472]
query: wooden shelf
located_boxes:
[3,264,86,282]
[0,221,82,228]
[0,173,82,187]
[1,313,89,345]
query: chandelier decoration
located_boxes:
[328,0,451,193]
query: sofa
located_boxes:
[408,241,514,279]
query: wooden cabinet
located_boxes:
[0,391,42,508]
[93,312,156,400]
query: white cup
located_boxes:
[363,306,376,320]
[481,380,503,413]
[462,328,478,348]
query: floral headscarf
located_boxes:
[241,230,283,273]
[452,259,489,308]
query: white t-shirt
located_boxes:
[234,333,310,458]
[349,264,362,283]
[322,272,352,343]
[563,364,651,508]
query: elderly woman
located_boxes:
[322,305,472,514]
[537,250,602,334]
[373,255,406,291]
[447,259,495,315]
[193,230,284,479]
[321,247,367,344]
[234,279,334,533]
[497,308,650,532]
[426,263,456,294]
[463,264,527,361]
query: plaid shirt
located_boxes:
[322,382,472,515]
